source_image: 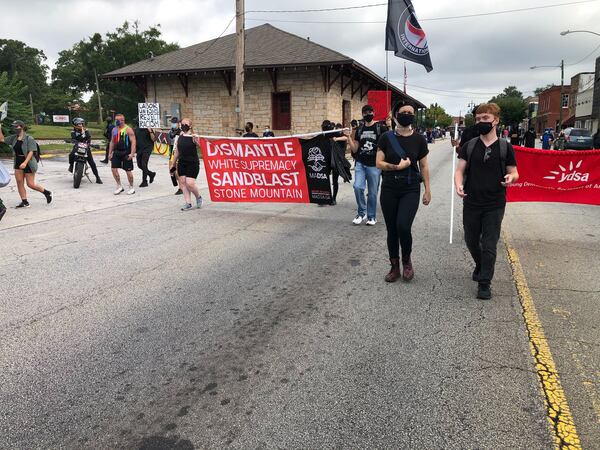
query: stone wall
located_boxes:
[148,68,369,136]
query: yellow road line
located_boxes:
[503,230,582,449]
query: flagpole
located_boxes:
[450,122,459,244]
[385,50,390,111]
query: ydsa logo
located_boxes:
[397,7,429,56]
[307,147,325,172]
[543,160,590,183]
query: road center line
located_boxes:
[503,229,582,449]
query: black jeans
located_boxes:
[136,151,154,182]
[463,205,505,284]
[380,179,421,261]
[69,146,100,178]
[331,170,340,201]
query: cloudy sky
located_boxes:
[3,0,600,116]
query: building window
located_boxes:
[562,94,569,108]
[272,92,291,130]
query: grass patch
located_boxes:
[40,144,73,153]
[28,124,105,140]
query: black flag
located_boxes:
[385,0,433,72]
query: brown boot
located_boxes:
[385,258,401,282]
[402,258,414,281]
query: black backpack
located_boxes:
[464,137,508,184]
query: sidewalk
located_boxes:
[0,154,209,230]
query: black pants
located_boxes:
[380,181,421,261]
[69,147,100,178]
[331,170,340,201]
[463,206,505,284]
[136,152,154,182]
[104,141,110,161]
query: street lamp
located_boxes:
[560,30,600,37]
[530,60,565,131]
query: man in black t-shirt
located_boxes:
[134,121,156,188]
[346,104,387,225]
[454,103,519,300]
[243,122,259,138]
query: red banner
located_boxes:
[199,137,310,203]
[367,90,391,121]
[507,146,600,205]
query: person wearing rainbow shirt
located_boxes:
[108,113,137,195]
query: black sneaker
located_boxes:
[99,159,108,164]
[149,172,156,184]
[175,188,183,195]
[96,178,103,184]
[0,204,6,221]
[472,267,481,282]
[477,283,492,300]
[139,181,149,188]
[43,190,53,204]
[16,201,30,208]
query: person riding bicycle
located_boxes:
[69,117,102,184]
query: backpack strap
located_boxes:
[463,137,480,185]
[384,130,419,184]
[499,139,508,176]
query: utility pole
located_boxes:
[559,59,564,132]
[94,68,104,124]
[29,93,35,124]
[235,0,245,134]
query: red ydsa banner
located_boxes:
[199,137,310,203]
[367,90,391,121]
[507,146,600,206]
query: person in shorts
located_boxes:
[172,118,203,211]
[108,113,137,195]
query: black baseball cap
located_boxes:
[170,116,179,123]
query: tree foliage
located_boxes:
[0,39,49,102]
[52,21,179,119]
[489,86,527,126]
[424,103,452,128]
[0,72,31,135]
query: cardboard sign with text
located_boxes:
[138,103,161,128]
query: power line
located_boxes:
[245,0,599,22]
[194,15,236,57]
[566,42,600,66]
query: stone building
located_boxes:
[103,24,424,136]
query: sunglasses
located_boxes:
[484,147,492,163]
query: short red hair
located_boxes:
[475,103,501,118]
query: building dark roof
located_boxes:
[103,23,424,108]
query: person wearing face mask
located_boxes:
[345,104,387,225]
[108,113,137,195]
[133,119,156,188]
[454,103,519,300]
[171,118,203,211]
[168,117,183,195]
[376,101,431,282]
[263,125,275,138]
[69,117,102,184]
[0,120,52,208]
[243,122,259,138]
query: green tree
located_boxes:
[489,86,527,126]
[464,113,475,127]
[424,103,452,128]
[0,39,49,103]
[52,21,179,119]
[0,72,31,152]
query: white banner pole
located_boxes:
[450,123,459,244]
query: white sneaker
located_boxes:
[352,214,366,225]
[113,186,124,195]
[127,186,135,195]
[366,218,377,226]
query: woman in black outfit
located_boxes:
[376,101,431,282]
[172,118,203,211]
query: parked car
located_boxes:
[559,128,593,150]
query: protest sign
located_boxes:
[138,103,161,128]
[200,137,310,203]
[300,135,333,204]
[507,146,600,206]
[0,102,7,121]
[367,91,392,122]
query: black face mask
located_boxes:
[181,124,191,132]
[397,113,415,127]
[363,113,374,123]
[475,121,494,135]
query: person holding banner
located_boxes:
[172,118,203,211]
[346,105,387,225]
[454,103,519,300]
[376,101,431,283]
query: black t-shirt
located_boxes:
[459,126,479,148]
[177,135,199,162]
[378,131,428,173]
[458,138,517,209]
[71,129,91,143]
[134,128,154,153]
[355,123,387,166]
[243,132,259,138]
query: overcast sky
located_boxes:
[3,0,600,116]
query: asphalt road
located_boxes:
[0,141,597,449]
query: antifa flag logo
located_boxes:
[386,0,433,72]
